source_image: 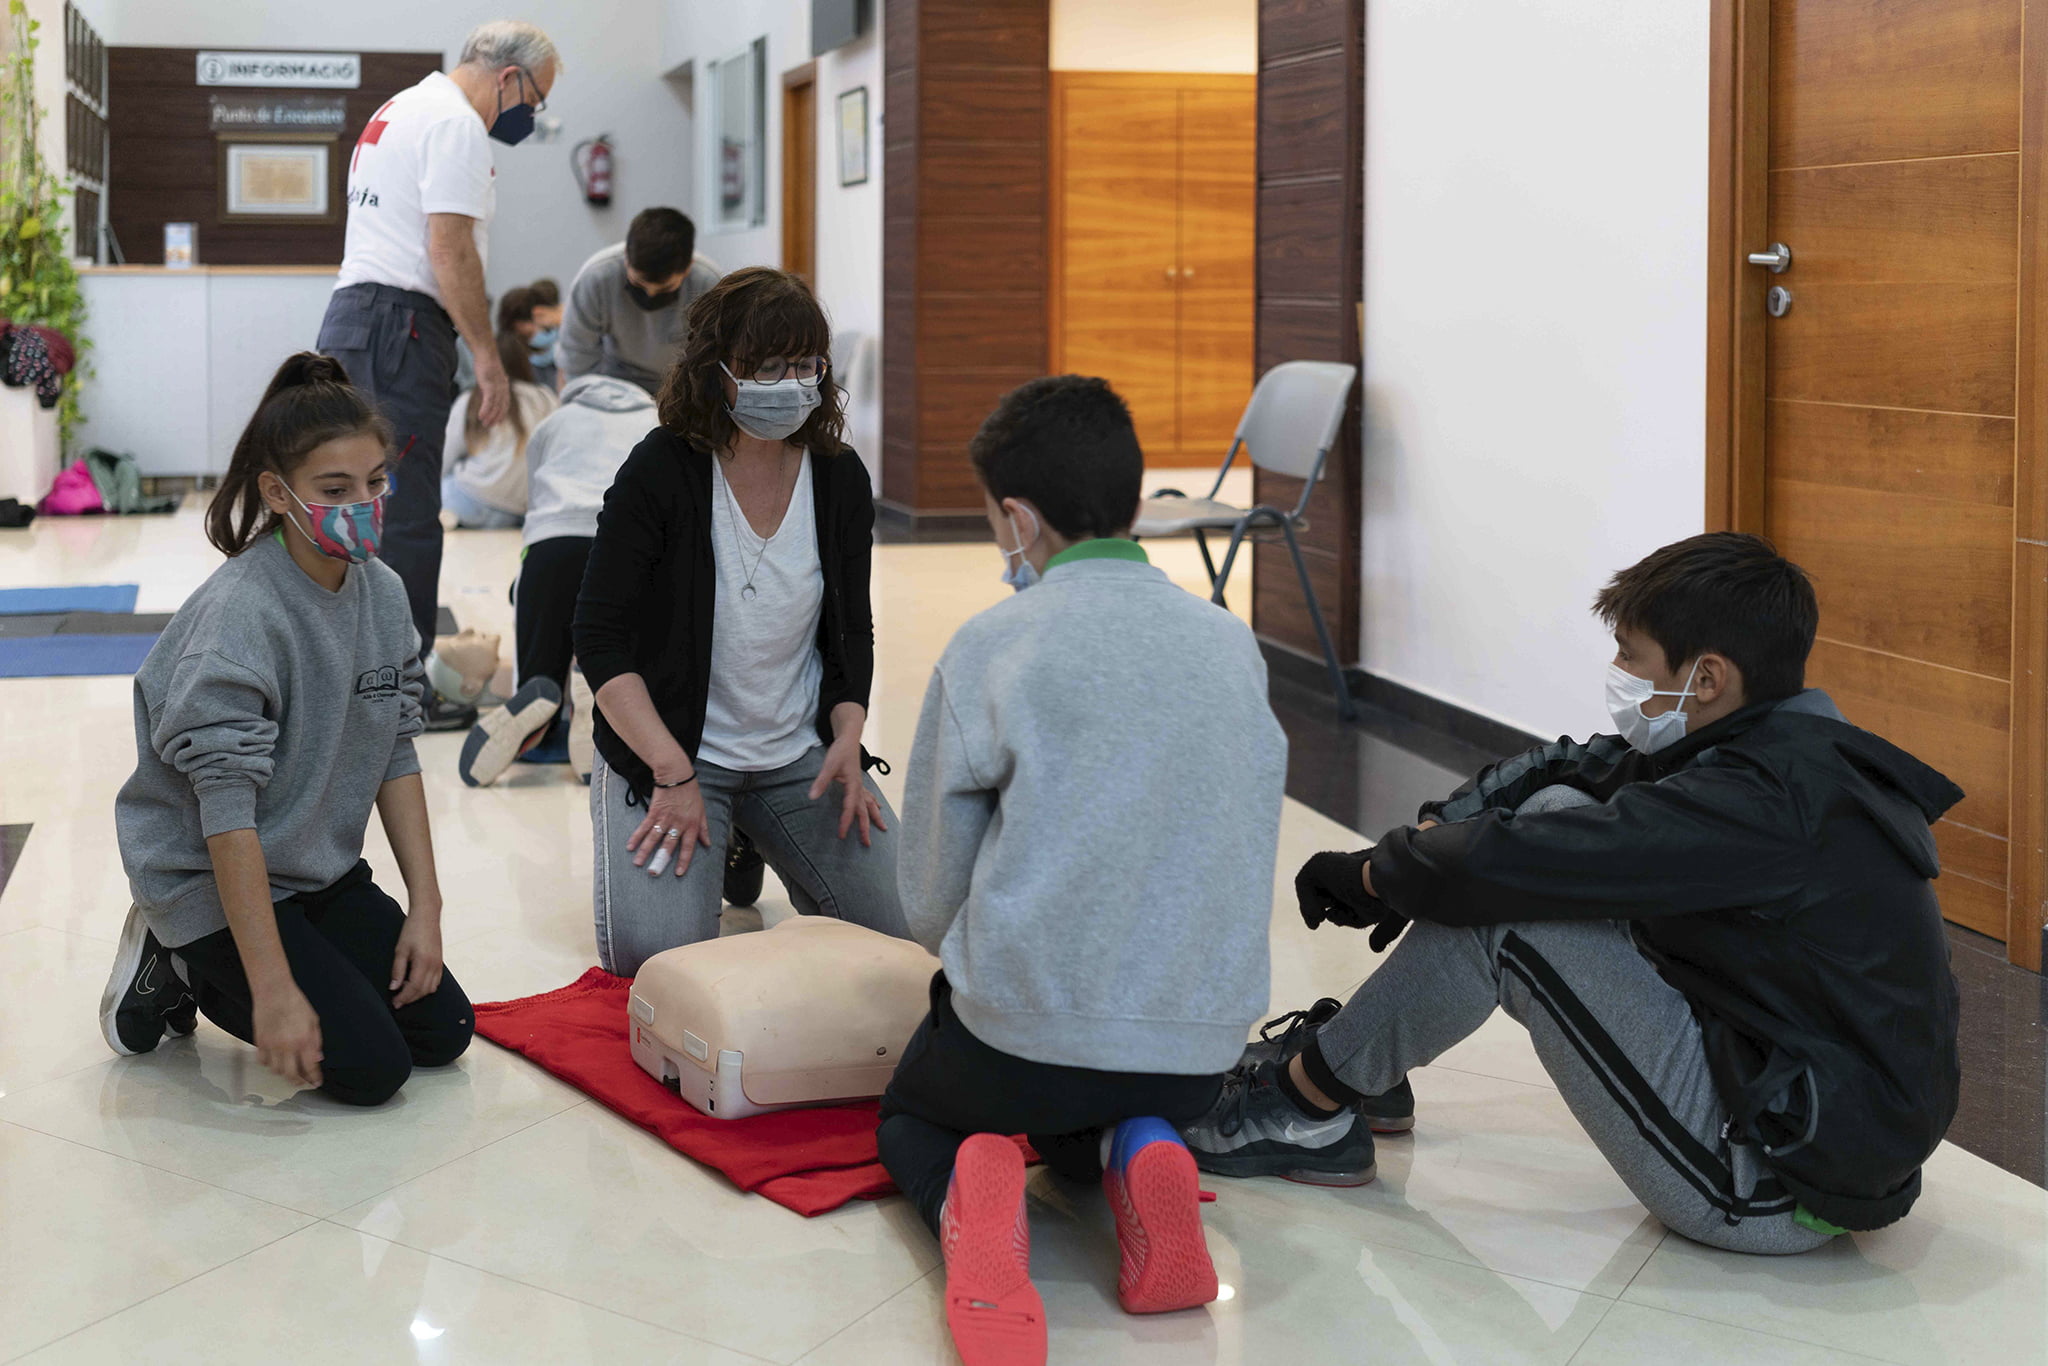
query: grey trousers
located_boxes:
[589,745,911,977]
[1315,785,1832,1255]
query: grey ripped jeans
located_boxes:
[1311,784,1833,1256]
[590,745,911,977]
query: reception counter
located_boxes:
[76,265,341,477]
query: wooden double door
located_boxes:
[1711,0,2047,966]
[1051,72,1256,463]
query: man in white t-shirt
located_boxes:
[316,19,559,728]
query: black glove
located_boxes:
[1294,850,1410,951]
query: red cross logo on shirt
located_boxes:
[352,99,397,172]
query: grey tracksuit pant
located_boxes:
[1314,785,1833,1255]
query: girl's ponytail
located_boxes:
[206,351,391,557]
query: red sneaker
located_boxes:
[1103,1118,1219,1315]
[941,1134,1047,1366]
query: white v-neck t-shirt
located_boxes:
[699,453,826,772]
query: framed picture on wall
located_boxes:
[218,137,336,223]
[837,86,868,187]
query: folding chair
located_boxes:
[1134,359,1359,720]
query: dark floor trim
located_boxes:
[874,501,990,544]
[1259,641,1546,759]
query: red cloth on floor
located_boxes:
[476,967,1042,1217]
[475,968,896,1215]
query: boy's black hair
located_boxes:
[625,207,696,282]
[969,375,1143,540]
[1594,532,1818,701]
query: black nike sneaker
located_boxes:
[425,689,481,733]
[1235,999,1416,1134]
[723,830,765,907]
[99,905,199,1056]
[1181,1062,1377,1186]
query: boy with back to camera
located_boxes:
[1182,533,1963,1254]
[879,376,1288,1366]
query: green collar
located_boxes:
[1045,538,1150,572]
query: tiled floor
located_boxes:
[1,502,2044,1364]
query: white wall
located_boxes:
[660,1,885,478]
[89,0,692,299]
[1051,0,1255,73]
[1360,0,1711,739]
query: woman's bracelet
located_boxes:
[654,772,698,789]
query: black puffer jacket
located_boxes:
[1370,691,1963,1231]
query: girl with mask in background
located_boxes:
[442,327,559,530]
[572,267,910,974]
[104,352,473,1106]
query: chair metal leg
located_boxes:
[1210,518,1256,609]
[1194,529,1224,607]
[1280,522,1358,722]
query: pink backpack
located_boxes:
[38,460,104,515]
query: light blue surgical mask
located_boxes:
[529,326,558,352]
[999,505,1041,593]
[719,361,822,442]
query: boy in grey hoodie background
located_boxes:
[459,374,655,788]
[877,376,1288,1366]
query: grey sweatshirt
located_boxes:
[557,243,723,392]
[115,534,425,948]
[522,374,658,547]
[898,545,1288,1075]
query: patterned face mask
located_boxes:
[283,484,384,563]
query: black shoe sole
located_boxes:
[1193,1147,1378,1187]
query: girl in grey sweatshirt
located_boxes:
[104,353,473,1107]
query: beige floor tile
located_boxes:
[1571,1301,1894,1366]
[14,1220,767,1365]
[1620,1142,2048,1366]
[800,1191,1615,1366]
[0,1121,311,1358]
[0,927,131,1096]
[336,1102,939,1364]
[0,1030,585,1218]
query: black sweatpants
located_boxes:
[876,974,1225,1236]
[514,535,593,692]
[175,861,474,1107]
[317,282,460,653]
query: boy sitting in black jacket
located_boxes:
[1183,532,1962,1252]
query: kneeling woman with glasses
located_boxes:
[573,266,910,974]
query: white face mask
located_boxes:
[998,504,1040,593]
[1606,658,1701,755]
[719,362,822,442]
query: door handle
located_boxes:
[1746,242,1792,273]
[1164,267,1176,282]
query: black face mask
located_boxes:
[624,281,680,312]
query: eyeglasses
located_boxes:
[514,65,547,114]
[732,356,830,387]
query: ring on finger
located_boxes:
[664,826,682,840]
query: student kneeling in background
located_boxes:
[458,374,656,788]
[103,353,472,1106]
[878,377,1288,1366]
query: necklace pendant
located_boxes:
[741,583,758,601]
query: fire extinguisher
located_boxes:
[572,134,613,206]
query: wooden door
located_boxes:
[1709,0,2048,966]
[1053,77,1182,455]
[781,65,816,283]
[1176,84,1258,456]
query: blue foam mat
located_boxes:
[0,633,159,678]
[0,584,140,615]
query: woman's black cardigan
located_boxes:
[572,428,880,802]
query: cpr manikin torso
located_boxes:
[629,916,939,1119]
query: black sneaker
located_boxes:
[1180,1062,1377,1186]
[99,905,199,1056]
[1235,998,1345,1073]
[1235,1001,1417,1134]
[425,690,480,733]
[723,831,765,907]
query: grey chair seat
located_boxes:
[1134,495,1289,537]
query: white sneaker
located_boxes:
[568,663,595,782]
[458,677,562,788]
